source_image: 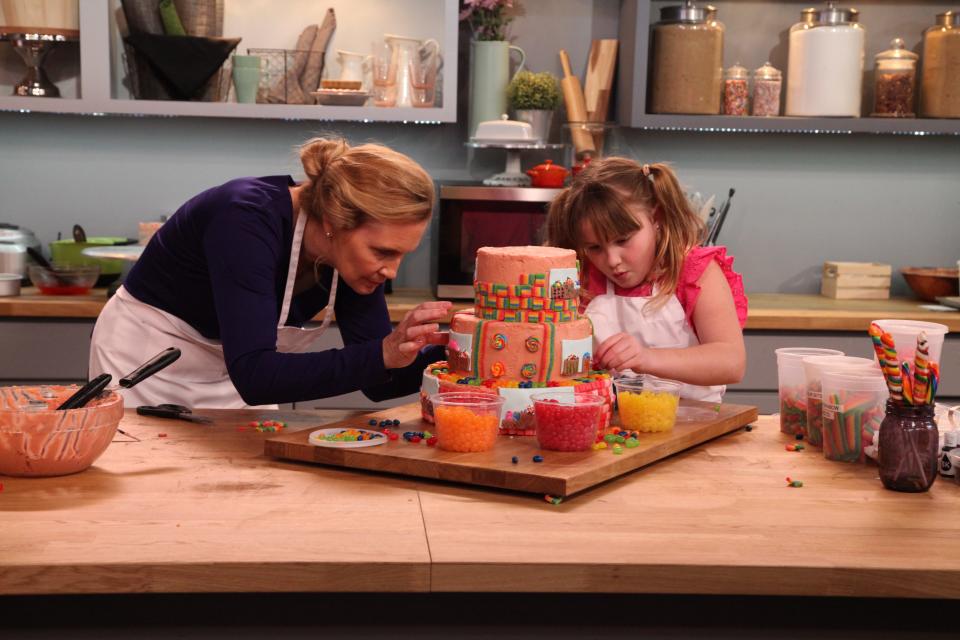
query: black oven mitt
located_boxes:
[125,32,241,100]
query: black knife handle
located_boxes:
[56,373,112,410]
[119,347,181,388]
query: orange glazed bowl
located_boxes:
[0,386,124,477]
[901,267,959,302]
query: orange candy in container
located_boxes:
[0,386,123,477]
[430,392,505,453]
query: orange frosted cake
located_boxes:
[422,246,612,435]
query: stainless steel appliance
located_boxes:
[0,223,42,280]
[435,185,562,299]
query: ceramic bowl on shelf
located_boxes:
[311,89,370,107]
[901,267,959,302]
[27,263,99,295]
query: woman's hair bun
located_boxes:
[299,137,349,180]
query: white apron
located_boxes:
[89,211,338,409]
[585,279,724,402]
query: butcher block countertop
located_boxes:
[3,409,960,598]
[2,288,958,332]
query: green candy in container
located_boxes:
[801,355,879,447]
[821,369,888,463]
[775,348,843,437]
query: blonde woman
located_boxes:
[547,157,746,402]
[90,137,450,408]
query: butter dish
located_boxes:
[471,114,535,143]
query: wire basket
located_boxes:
[247,48,325,105]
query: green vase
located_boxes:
[468,40,525,138]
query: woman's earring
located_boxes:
[325,231,333,239]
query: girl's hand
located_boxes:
[382,301,452,370]
[593,332,647,374]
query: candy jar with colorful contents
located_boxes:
[775,347,844,436]
[614,375,681,433]
[531,392,603,451]
[872,38,918,118]
[430,392,504,453]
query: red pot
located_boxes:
[526,160,569,188]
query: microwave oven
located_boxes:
[434,185,562,299]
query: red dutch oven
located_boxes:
[526,160,569,188]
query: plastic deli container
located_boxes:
[532,392,604,451]
[872,319,949,367]
[775,347,844,436]
[430,392,505,453]
[821,369,888,462]
[614,375,682,433]
[802,355,878,446]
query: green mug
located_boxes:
[232,55,262,68]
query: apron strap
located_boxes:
[606,278,614,296]
[279,210,339,329]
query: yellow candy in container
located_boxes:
[430,392,505,453]
[0,387,124,477]
[615,375,682,433]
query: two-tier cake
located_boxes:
[421,246,613,435]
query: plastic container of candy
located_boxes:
[871,319,948,368]
[801,355,878,447]
[430,392,504,453]
[821,369,887,463]
[0,385,124,477]
[614,375,681,433]
[775,347,844,436]
[531,392,604,451]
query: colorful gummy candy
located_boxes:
[821,391,883,463]
[322,428,384,442]
[617,389,679,432]
[778,385,807,436]
[805,382,824,447]
[533,398,601,451]
[433,405,499,452]
[248,420,287,433]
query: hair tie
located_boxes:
[641,164,651,177]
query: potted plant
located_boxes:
[508,70,561,142]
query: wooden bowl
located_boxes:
[901,267,960,302]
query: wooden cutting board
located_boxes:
[265,400,758,497]
[583,38,618,123]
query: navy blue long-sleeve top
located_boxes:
[124,175,442,406]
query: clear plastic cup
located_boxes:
[821,369,888,463]
[802,355,879,447]
[614,375,681,433]
[429,392,504,453]
[775,348,844,436]
[872,319,949,367]
[531,392,604,451]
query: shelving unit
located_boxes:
[618,0,960,135]
[0,0,458,123]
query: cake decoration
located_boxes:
[492,333,507,350]
[490,361,506,377]
[520,363,537,379]
[525,336,541,353]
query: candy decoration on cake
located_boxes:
[525,336,541,352]
[520,363,537,379]
[490,361,506,378]
[492,333,507,350]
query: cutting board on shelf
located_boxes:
[265,400,757,497]
[583,38,618,123]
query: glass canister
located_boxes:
[878,400,939,492]
[921,10,960,118]
[872,38,918,117]
[723,63,749,115]
[751,62,782,116]
[649,1,725,115]
[786,2,865,117]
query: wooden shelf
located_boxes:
[627,113,960,136]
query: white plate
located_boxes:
[308,427,388,448]
[81,245,144,261]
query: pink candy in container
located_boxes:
[531,392,604,452]
[0,385,124,477]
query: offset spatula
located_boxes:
[57,347,181,410]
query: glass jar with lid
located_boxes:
[921,10,960,118]
[723,63,749,115]
[785,2,865,117]
[872,38,917,118]
[649,1,724,115]
[751,62,782,116]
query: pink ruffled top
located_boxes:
[582,246,748,336]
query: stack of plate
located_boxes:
[311,89,369,106]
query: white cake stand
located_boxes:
[81,246,144,262]
[466,141,565,187]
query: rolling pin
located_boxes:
[559,49,596,158]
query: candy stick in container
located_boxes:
[912,332,930,405]
[868,322,900,401]
[880,330,904,402]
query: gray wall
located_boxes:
[0,0,957,296]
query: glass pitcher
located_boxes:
[384,33,440,108]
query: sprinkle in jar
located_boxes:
[872,38,917,118]
[751,62,782,116]
[723,63,749,115]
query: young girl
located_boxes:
[547,158,747,402]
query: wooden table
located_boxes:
[2,409,959,599]
[2,289,957,331]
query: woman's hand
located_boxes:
[593,332,648,374]
[382,301,452,370]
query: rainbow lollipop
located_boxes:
[879,329,904,402]
[912,332,930,406]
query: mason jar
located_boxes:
[649,1,724,115]
[878,400,939,493]
[872,38,918,117]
